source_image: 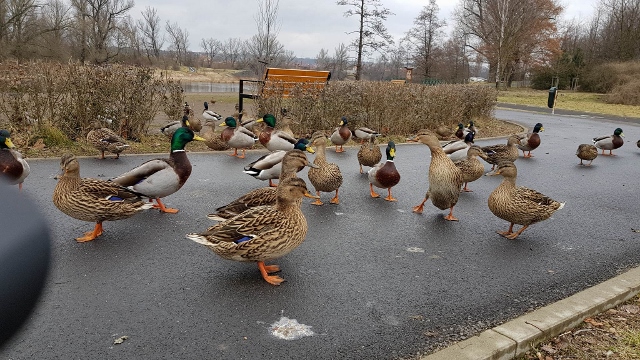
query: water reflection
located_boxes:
[181,82,240,93]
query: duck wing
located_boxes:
[110,158,174,187]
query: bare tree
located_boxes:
[246,0,285,75]
[405,0,445,79]
[315,48,331,69]
[1,0,42,60]
[165,21,189,66]
[40,0,72,60]
[221,37,244,68]
[337,0,394,80]
[137,6,163,63]
[200,37,222,67]
[332,43,350,80]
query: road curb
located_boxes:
[420,265,640,360]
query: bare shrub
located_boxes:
[255,81,497,137]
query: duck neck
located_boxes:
[170,150,192,180]
[314,142,328,164]
[276,197,302,213]
[498,175,517,190]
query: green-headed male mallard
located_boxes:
[110,127,205,213]
[220,116,258,159]
[576,144,598,166]
[256,113,302,152]
[187,177,319,286]
[368,141,401,201]
[454,145,488,192]
[87,120,129,159]
[481,135,520,171]
[53,154,153,242]
[357,134,382,174]
[209,149,318,221]
[161,115,202,139]
[308,132,344,205]
[517,123,544,158]
[488,161,564,239]
[593,127,624,156]
[243,140,315,187]
[0,129,30,191]
[330,116,352,153]
[409,130,463,221]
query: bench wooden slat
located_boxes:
[265,68,330,80]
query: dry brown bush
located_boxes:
[0,61,183,144]
[254,81,497,137]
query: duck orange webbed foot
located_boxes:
[76,223,104,242]
[258,262,285,286]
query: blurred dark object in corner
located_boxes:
[0,183,51,348]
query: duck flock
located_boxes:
[0,103,630,285]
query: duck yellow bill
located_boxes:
[193,135,206,141]
[256,118,264,123]
[218,122,226,127]
[306,146,315,154]
[4,138,15,148]
[304,191,321,199]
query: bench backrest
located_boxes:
[262,68,331,98]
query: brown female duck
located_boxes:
[481,135,520,171]
[53,154,152,242]
[308,132,344,205]
[110,127,204,213]
[201,118,230,151]
[409,130,463,221]
[576,144,598,166]
[488,161,564,239]
[454,145,488,192]
[368,141,401,201]
[187,177,318,286]
[87,120,129,159]
[357,135,382,174]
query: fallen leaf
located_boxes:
[113,335,128,345]
[584,318,604,327]
[541,344,557,354]
[31,138,45,150]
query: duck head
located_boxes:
[339,116,348,126]
[294,138,315,153]
[533,123,544,133]
[171,127,205,152]
[0,129,15,149]
[220,116,238,128]
[256,114,277,128]
[385,141,396,161]
[614,128,624,137]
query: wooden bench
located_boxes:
[238,68,331,112]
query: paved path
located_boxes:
[1,109,639,359]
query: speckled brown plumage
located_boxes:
[308,132,343,205]
[454,145,487,192]
[357,136,382,174]
[187,177,315,285]
[488,162,564,239]
[481,135,520,170]
[576,144,598,165]
[208,149,315,220]
[410,130,463,221]
[87,121,129,159]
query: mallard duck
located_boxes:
[454,145,488,192]
[220,116,258,159]
[481,135,520,171]
[517,123,544,158]
[256,114,303,152]
[576,144,598,166]
[243,140,315,187]
[593,127,624,156]
[160,115,202,138]
[201,118,230,151]
[454,123,465,139]
[52,154,153,242]
[487,161,564,239]
[202,101,222,123]
[330,116,352,152]
[0,129,30,191]
[357,135,382,174]
[308,132,343,205]
[353,127,381,144]
[464,120,479,137]
[87,121,129,159]
[443,131,475,162]
[110,127,205,213]
[368,141,401,201]
[208,149,318,221]
[186,177,319,285]
[409,130,464,221]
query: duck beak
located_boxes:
[540,127,545,132]
[621,132,625,137]
[193,135,206,141]
[4,138,15,148]
[305,146,315,154]
[256,118,264,123]
[306,162,320,169]
[304,191,320,199]
[406,136,418,142]
[218,123,226,127]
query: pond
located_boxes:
[181,82,240,93]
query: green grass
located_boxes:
[497,88,640,118]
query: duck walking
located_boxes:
[256,114,303,152]
[593,128,624,156]
[353,126,381,144]
[201,118,229,151]
[160,115,202,139]
[202,101,222,123]
[357,135,382,174]
[517,123,544,158]
[110,127,205,213]
[409,130,463,221]
[220,116,258,159]
[53,154,153,242]
[368,141,401,201]
[576,144,598,166]
[454,145,488,192]
[0,130,30,190]
[87,120,129,159]
[488,162,564,239]
[243,140,315,187]
[187,177,319,286]
[443,131,475,162]
[308,132,343,205]
[209,149,317,221]
[481,135,520,171]
[330,116,352,153]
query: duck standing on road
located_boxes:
[220,116,258,159]
[517,123,544,158]
[308,132,343,205]
[368,141,401,201]
[454,145,488,192]
[0,129,30,190]
[593,128,624,156]
[409,130,463,221]
[357,135,382,174]
[243,140,315,187]
[87,120,129,159]
[576,144,598,166]
[487,161,564,240]
[330,116,352,153]
[481,135,520,171]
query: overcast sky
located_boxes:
[131,0,600,59]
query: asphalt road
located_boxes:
[2,109,639,360]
